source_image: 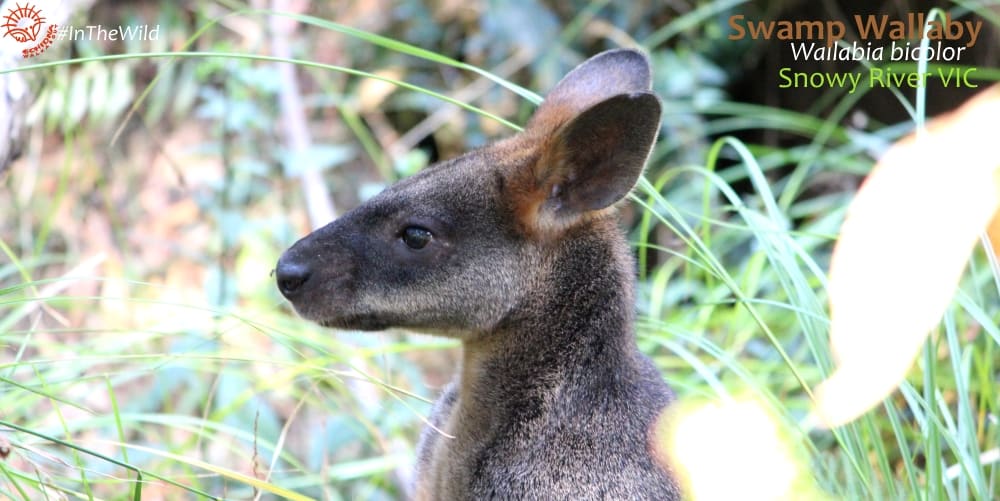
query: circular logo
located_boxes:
[2,3,58,58]
[2,3,46,43]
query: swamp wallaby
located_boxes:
[275,48,680,500]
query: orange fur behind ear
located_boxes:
[505,134,622,239]
[505,138,550,238]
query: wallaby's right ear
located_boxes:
[509,49,661,235]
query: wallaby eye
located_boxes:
[401,226,433,250]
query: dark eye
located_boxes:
[401,226,433,250]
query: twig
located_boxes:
[270,0,336,228]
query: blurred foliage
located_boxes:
[1,0,998,499]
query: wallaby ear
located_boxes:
[526,49,654,136]
[513,91,661,233]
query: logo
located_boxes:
[2,2,58,58]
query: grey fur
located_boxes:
[276,49,680,500]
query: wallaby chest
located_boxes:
[414,346,678,500]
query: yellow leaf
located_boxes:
[987,207,1000,257]
[661,398,825,501]
[357,67,404,112]
[814,85,1000,428]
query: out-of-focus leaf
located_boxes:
[169,63,199,120]
[814,85,1000,428]
[988,209,1000,256]
[359,182,387,202]
[475,0,558,62]
[146,57,175,124]
[663,398,823,501]
[44,65,68,132]
[67,68,90,126]
[281,144,355,178]
[88,63,109,124]
[393,148,428,178]
[106,62,134,121]
[357,67,404,113]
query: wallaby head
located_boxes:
[275,49,660,338]
[276,48,677,500]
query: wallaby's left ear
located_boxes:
[526,49,654,135]
[517,91,661,232]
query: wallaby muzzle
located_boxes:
[274,216,368,327]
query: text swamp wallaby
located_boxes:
[275,49,680,500]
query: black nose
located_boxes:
[275,257,311,299]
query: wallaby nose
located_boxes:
[275,257,311,299]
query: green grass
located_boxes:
[633,135,999,499]
[1,1,999,499]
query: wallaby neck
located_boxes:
[458,217,641,407]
